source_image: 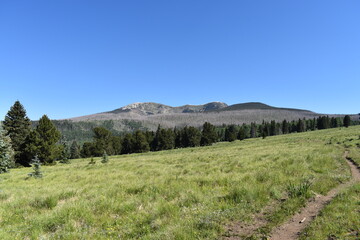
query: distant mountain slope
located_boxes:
[67,101,322,131]
[107,102,228,115]
[57,101,356,142]
[217,102,313,112]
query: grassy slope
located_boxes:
[0,127,359,239]
[299,130,360,240]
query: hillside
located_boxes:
[69,102,314,122]
[53,101,357,142]
[0,126,359,239]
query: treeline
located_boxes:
[78,115,357,158]
[0,100,358,171]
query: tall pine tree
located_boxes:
[23,115,61,164]
[3,101,31,166]
[343,115,351,128]
[200,122,217,146]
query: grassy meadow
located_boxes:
[0,126,359,239]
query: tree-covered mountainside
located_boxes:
[47,102,359,143]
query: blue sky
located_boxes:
[1,0,359,120]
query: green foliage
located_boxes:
[0,124,14,173]
[121,133,134,154]
[224,125,237,142]
[24,115,62,165]
[237,125,246,140]
[287,180,312,198]
[101,151,109,163]
[28,155,43,178]
[343,115,351,128]
[133,130,150,153]
[201,122,218,146]
[3,101,31,166]
[69,140,80,159]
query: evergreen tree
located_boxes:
[101,151,109,163]
[23,115,62,164]
[92,127,113,156]
[28,155,42,178]
[185,127,201,147]
[121,134,134,154]
[81,142,95,158]
[250,122,257,138]
[3,101,31,166]
[270,120,276,136]
[343,115,351,128]
[59,142,70,164]
[151,125,161,151]
[133,130,150,153]
[70,140,81,159]
[200,122,217,146]
[237,126,246,140]
[174,127,182,148]
[297,119,306,132]
[262,124,268,139]
[0,123,14,173]
[331,117,339,128]
[225,125,237,142]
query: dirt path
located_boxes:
[223,151,360,240]
[269,151,360,240]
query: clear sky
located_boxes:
[1,0,359,120]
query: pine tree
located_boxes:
[250,122,257,138]
[121,134,134,154]
[225,125,237,142]
[101,151,109,163]
[70,140,81,159]
[133,130,150,153]
[23,115,61,164]
[270,120,276,136]
[28,155,42,178]
[343,115,351,128]
[200,122,217,146]
[297,119,306,132]
[59,142,70,164]
[186,127,201,147]
[238,126,246,140]
[0,123,14,173]
[3,101,31,166]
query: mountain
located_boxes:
[216,102,311,112]
[55,101,354,143]
[107,102,228,115]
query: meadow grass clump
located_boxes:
[30,196,58,209]
[287,180,312,198]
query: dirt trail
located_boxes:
[269,151,360,240]
[223,151,360,240]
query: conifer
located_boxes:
[101,151,109,163]
[29,155,42,178]
[3,101,31,166]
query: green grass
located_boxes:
[299,133,360,240]
[0,126,359,239]
[299,183,360,240]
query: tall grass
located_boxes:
[0,126,358,239]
